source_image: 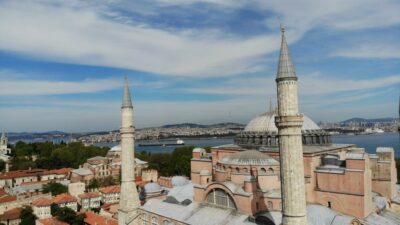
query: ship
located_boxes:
[138,139,185,147]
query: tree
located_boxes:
[53,207,86,225]
[19,206,37,225]
[51,203,61,216]
[87,178,100,190]
[43,182,68,196]
[100,176,116,186]
[0,160,5,172]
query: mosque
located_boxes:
[117,27,400,225]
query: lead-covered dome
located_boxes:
[235,110,331,148]
[244,111,320,133]
[219,150,279,166]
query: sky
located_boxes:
[0,0,399,132]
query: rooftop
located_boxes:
[52,193,77,204]
[83,211,118,225]
[219,150,279,166]
[32,197,52,206]
[0,207,21,221]
[38,218,68,225]
[100,185,120,194]
[79,192,101,199]
[71,168,93,176]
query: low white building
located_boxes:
[52,193,78,211]
[32,197,52,219]
[79,192,102,210]
[99,185,120,204]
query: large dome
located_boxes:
[244,111,320,133]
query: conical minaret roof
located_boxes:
[122,76,133,108]
[276,25,297,79]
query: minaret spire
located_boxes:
[277,24,297,79]
[275,25,308,225]
[118,77,140,225]
[122,76,133,109]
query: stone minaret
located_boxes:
[274,25,308,225]
[118,77,140,225]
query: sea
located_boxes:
[10,132,400,157]
[101,132,400,156]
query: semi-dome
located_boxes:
[144,182,162,193]
[171,176,189,187]
[219,150,279,166]
[244,111,320,133]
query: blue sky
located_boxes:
[0,0,399,132]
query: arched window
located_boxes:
[235,167,240,173]
[268,168,274,174]
[142,213,148,225]
[206,188,236,209]
[268,201,273,210]
[260,168,267,174]
[242,168,248,173]
[151,216,158,225]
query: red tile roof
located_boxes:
[79,192,101,199]
[42,168,72,175]
[0,169,45,179]
[0,207,21,221]
[32,197,52,206]
[0,188,7,197]
[38,218,68,225]
[0,168,71,180]
[52,193,77,204]
[0,195,17,204]
[99,185,120,194]
[83,211,118,225]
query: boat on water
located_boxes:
[138,139,185,147]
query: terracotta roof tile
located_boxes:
[99,185,120,194]
[0,207,21,221]
[0,188,7,197]
[38,217,68,225]
[83,211,118,225]
[52,193,77,204]
[0,169,45,179]
[79,192,101,199]
[32,197,52,206]
[0,195,17,204]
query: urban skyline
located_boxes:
[0,0,400,132]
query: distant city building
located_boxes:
[0,132,11,155]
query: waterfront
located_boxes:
[97,132,400,156]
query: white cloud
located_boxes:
[0,78,121,96]
[331,44,400,59]
[0,1,287,77]
[182,73,400,96]
[2,0,398,78]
